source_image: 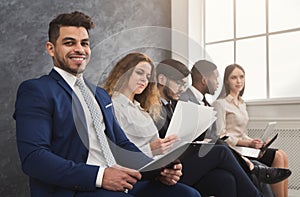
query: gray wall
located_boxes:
[0,0,171,196]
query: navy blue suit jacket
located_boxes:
[14,69,151,197]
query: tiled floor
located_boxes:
[289,189,300,197]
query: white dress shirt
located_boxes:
[112,93,159,157]
[53,66,106,187]
[189,85,204,105]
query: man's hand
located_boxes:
[150,135,178,156]
[102,165,141,192]
[159,162,182,185]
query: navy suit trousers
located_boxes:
[75,181,200,197]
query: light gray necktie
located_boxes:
[75,78,116,166]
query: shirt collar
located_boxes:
[53,66,82,89]
[113,92,143,110]
[189,85,204,103]
[160,97,173,106]
[225,94,245,104]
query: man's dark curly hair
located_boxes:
[48,11,95,45]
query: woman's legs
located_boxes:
[270,150,289,197]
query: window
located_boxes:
[204,0,300,100]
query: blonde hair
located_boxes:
[102,52,161,120]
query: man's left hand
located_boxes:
[158,163,182,185]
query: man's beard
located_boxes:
[163,86,177,101]
[207,81,216,95]
[56,58,85,75]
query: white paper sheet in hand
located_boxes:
[193,102,217,140]
[165,101,216,143]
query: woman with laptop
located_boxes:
[213,64,290,197]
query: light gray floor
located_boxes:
[289,189,300,197]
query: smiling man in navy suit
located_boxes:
[13,11,200,197]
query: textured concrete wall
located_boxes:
[0,0,171,196]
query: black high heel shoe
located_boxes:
[251,164,291,184]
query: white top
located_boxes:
[212,94,252,146]
[53,66,106,187]
[112,93,159,157]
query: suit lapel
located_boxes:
[49,69,73,96]
[49,69,89,148]
[49,71,115,144]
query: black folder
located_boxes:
[139,142,210,180]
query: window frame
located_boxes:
[202,0,300,102]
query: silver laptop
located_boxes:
[261,121,277,142]
[232,122,278,158]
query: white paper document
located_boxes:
[165,101,217,143]
[139,101,217,173]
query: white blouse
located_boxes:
[112,93,159,157]
[212,95,252,146]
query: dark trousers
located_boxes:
[75,181,200,197]
[180,144,262,197]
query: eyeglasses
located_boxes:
[167,78,187,89]
[175,80,186,87]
